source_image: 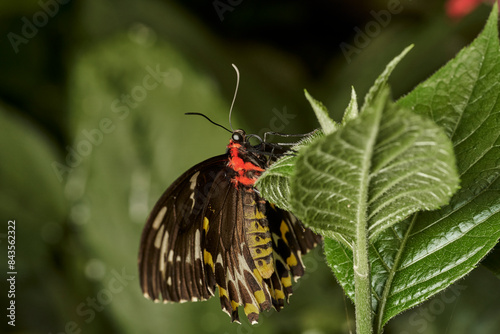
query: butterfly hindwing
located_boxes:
[200,182,321,323]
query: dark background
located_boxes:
[0,0,499,333]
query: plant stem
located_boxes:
[354,220,372,334]
[354,91,382,334]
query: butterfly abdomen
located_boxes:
[242,192,274,279]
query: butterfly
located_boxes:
[138,65,321,324]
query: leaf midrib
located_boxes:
[374,213,418,333]
[448,28,494,141]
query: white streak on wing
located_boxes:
[154,225,165,248]
[234,252,249,283]
[167,276,172,286]
[152,206,167,229]
[189,172,200,189]
[194,229,201,260]
[168,250,174,263]
[188,171,200,209]
[159,230,169,273]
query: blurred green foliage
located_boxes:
[0,0,498,333]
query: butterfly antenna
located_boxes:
[185,64,239,134]
[229,64,240,132]
[184,112,232,133]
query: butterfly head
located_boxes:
[229,129,266,152]
[230,129,246,145]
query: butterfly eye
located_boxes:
[232,133,242,142]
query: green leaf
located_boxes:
[255,131,324,211]
[361,45,413,113]
[326,4,500,333]
[257,86,358,211]
[386,1,500,323]
[290,88,459,241]
[258,46,419,219]
[304,89,338,135]
[255,153,297,212]
[343,86,359,124]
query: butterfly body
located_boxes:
[139,129,321,323]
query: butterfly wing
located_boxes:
[138,154,228,303]
[201,181,322,323]
[139,149,322,323]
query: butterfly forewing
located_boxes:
[139,155,227,302]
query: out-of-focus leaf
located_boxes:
[0,105,69,332]
[482,245,500,278]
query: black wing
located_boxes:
[138,154,228,303]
